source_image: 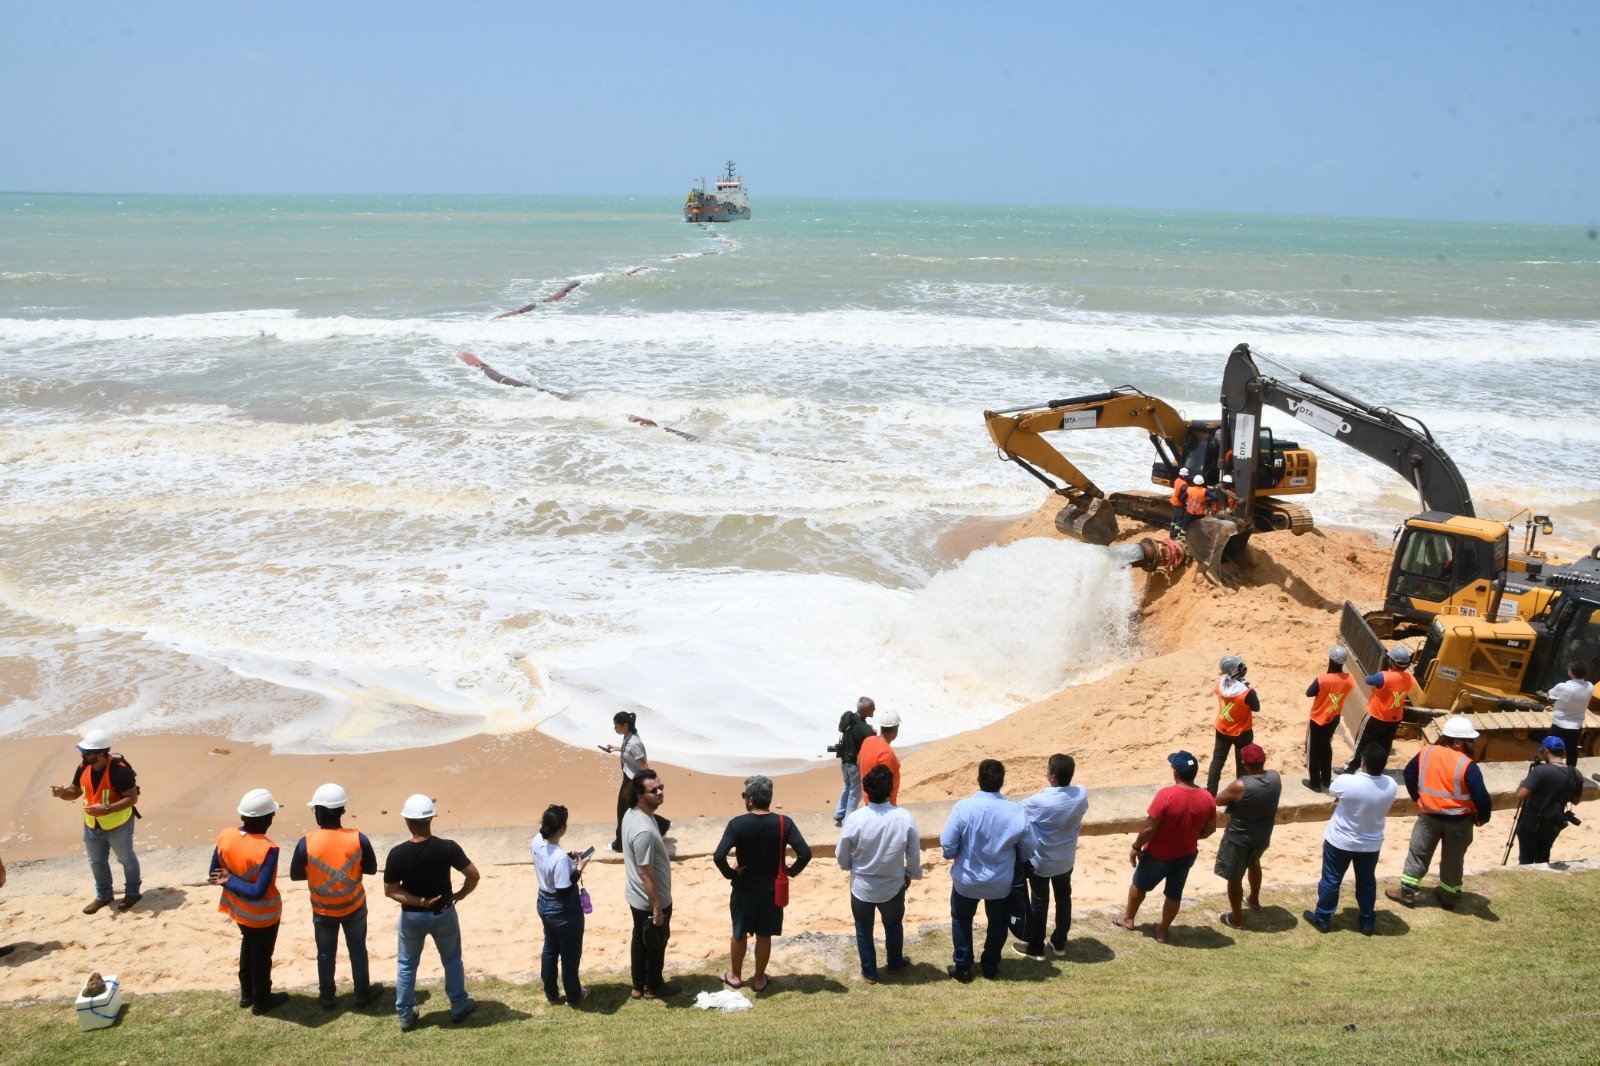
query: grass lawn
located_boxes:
[6,868,1598,1065]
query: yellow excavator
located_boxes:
[982,386,1317,580]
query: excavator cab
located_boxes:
[1380,515,1509,635]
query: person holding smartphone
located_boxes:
[531,804,592,1007]
[601,712,669,850]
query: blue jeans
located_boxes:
[83,820,140,901]
[1313,842,1379,930]
[538,891,585,1004]
[313,904,371,1001]
[834,761,861,821]
[850,888,906,980]
[395,907,468,1020]
[949,888,1008,976]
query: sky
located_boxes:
[1,1,1595,224]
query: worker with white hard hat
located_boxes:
[49,728,142,914]
[1387,716,1492,911]
[209,788,288,1015]
[856,709,903,808]
[1340,645,1418,775]
[1303,647,1356,793]
[383,793,481,1030]
[1169,468,1191,535]
[1180,473,1211,531]
[289,783,382,1010]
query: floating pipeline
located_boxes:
[491,281,584,320]
[456,350,845,465]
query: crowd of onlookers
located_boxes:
[14,646,1590,1027]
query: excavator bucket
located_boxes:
[1186,515,1247,585]
[1054,498,1119,546]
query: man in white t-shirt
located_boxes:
[1304,744,1397,935]
[1545,662,1594,768]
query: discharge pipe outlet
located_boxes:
[1106,537,1188,572]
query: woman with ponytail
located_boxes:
[602,711,668,849]
[531,804,590,1006]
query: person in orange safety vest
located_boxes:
[210,788,288,1015]
[1303,647,1357,793]
[1206,656,1260,795]
[49,729,142,914]
[1387,716,1491,911]
[291,783,382,1010]
[1340,645,1417,774]
[1169,468,1190,535]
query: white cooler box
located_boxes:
[76,974,123,1031]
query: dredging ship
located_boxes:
[684,161,750,222]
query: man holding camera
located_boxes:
[1514,737,1583,865]
[1387,716,1491,911]
[832,697,877,827]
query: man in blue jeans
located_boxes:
[291,783,383,1010]
[383,793,481,1031]
[940,759,1036,981]
[1305,744,1397,934]
[50,730,142,914]
[833,697,877,827]
[837,765,922,982]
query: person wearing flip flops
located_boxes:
[713,774,812,993]
[1212,743,1281,931]
[50,730,142,915]
[1114,751,1216,944]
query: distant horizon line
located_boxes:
[1,189,1595,232]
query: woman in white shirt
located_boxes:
[531,804,591,1006]
[1547,662,1594,768]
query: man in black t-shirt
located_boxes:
[712,774,812,991]
[49,730,142,913]
[1515,737,1583,865]
[383,793,480,1031]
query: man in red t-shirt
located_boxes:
[1113,751,1217,944]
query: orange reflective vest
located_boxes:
[1185,487,1211,516]
[1367,670,1415,723]
[1169,481,1187,507]
[1416,743,1475,816]
[79,760,134,831]
[303,828,367,918]
[216,829,282,928]
[1215,682,1255,736]
[1308,673,1357,726]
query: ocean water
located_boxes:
[3,194,1597,772]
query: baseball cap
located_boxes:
[1542,735,1567,753]
[1167,750,1198,774]
[1240,743,1266,764]
[876,709,902,729]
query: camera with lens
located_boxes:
[1564,810,1582,827]
[825,743,841,754]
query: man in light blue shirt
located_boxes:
[939,759,1035,982]
[1016,753,1088,960]
[837,765,922,983]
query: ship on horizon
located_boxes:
[684,161,750,222]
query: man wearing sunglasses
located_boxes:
[624,769,680,1000]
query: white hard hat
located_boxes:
[877,709,902,729]
[1191,474,1205,486]
[1177,467,1189,477]
[308,783,348,808]
[401,793,437,820]
[1327,646,1349,664]
[237,788,280,818]
[1440,716,1480,740]
[1388,645,1412,666]
[1221,474,1234,484]
[78,729,114,752]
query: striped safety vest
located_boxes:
[215,829,283,928]
[303,828,367,918]
[1416,744,1475,816]
[80,760,134,831]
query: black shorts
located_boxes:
[730,888,783,938]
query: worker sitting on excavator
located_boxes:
[1169,468,1191,535]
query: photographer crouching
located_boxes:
[1514,737,1583,865]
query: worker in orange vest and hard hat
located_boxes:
[1206,656,1260,795]
[290,783,383,1011]
[1179,474,1210,533]
[1303,647,1357,793]
[1340,646,1417,774]
[210,788,288,1015]
[49,729,143,914]
[1386,716,1491,911]
[1168,468,1190,535]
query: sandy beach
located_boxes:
[5,499,1597,1003]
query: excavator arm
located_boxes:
[984,388,1191,544]
[1219,342,1475,517]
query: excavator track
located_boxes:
[1255,498,1314,535]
